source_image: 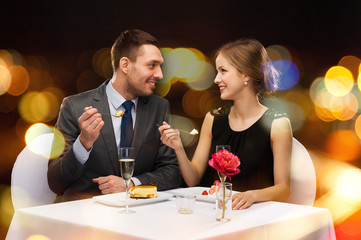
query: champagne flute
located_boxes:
[216,145,231,153]
[119,147,135,214]
[215,145,231,182]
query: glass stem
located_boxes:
[217,172,227,219]
[125,181,129,212]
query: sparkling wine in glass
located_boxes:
[119,147,135,214]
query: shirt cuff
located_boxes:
[73,137,92,165]
[131,177,141,186]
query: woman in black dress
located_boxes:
[159,39,293,209]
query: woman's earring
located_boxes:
[244,81,248,86]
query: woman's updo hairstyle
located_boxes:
[216,38,279,98]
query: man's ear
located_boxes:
[119,57,130,74]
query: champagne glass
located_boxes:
[216,145,231,153]
[119,147,135,214]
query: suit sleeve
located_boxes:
[47,97,86,194]
[134,101,182,190]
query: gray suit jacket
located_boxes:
[48,80,181,201]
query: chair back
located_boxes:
[287,138,316,206]
[11,133,57,210]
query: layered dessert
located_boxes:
[129,186,157,198]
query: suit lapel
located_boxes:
[133,97,150,159]
[92,81,120,175]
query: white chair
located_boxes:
[287,138,317,206]
[11,133,57,210]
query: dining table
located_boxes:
[6,187,336,240]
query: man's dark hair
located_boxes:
[111,29,159,71]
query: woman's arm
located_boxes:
[159,112,214,187]
[232,117,293,209]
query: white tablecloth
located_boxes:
[6,191,336,240]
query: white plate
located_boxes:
[168,187,216,203]
[93,192,173,207]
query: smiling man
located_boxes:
[48,29,182,202]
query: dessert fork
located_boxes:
[155,124,199,135]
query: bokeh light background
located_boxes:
[1,1,361,239]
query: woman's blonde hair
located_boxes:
[216,38,279,98]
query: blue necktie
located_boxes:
[120,101,134,147]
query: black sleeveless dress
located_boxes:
[199,108,287,192]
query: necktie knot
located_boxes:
[122,101,134,113]
[120,101,134,148]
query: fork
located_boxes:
[100,111,124,118]
[155,124,199,135]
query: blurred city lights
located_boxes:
[7,65,29,96]
[92,48,112,79]
[266,45,292,61]
[337,210,361,240]
[0,185,13,233]
[350,86,361,113]
[271,60,300,90]
[314,157,361,224]
[314,104,337,122]
[24,123,65,159]
[326,130,361,162]
[0,65,11,95]
[183,90,211,118]
[0,49,13,67]
[27,68,54,91]
[25,123,53,156]
[325,66,354,97]
[283,90,312,131]
[159,47,213,92]
[355,115,361,139]
[310,74,360,122]
[329,93,358,121]
[27,234,51,240]
[338,56,361,80]
[166,48,200,79]
[154,79,171,97]
[48,126,65,159]
[336,169,361,202]
[358,70,361,92]
[285,101,305,131]
[18,90,60,123]
[25,123,53,146]
[309,77,326,104]
[76,70,103,93]
[314,87,332,109]
[185,61,215,90]
[160,48,175,84]
[6,49,23,66]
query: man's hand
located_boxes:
[78,106,104,151]
[92,175,135,194]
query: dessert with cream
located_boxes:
[129,186,157,198]
[115,111,125,117]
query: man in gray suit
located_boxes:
[48,29,182,202]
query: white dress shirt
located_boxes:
[73,81,141,186]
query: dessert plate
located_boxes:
[93,192,173,207]
[167,187,217,203]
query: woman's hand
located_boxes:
[158,121,183,151]
[232,191,257,210]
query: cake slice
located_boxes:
[129,186,157,198]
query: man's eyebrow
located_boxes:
[147,59,163,64]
